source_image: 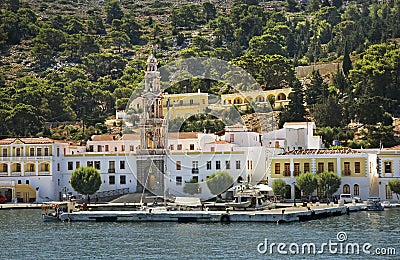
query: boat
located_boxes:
[228,188,275,210]
[365,197,384,211]
[226,200,251,209]
[41,201,76,221]
[382,201,392,208]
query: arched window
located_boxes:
[277,93,286,100]
[234,97,242,104]
[343,184,350,194]
[354,184,359,196]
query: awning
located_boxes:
[174,197,202,207]
[254,184,273,192]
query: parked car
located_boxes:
[0,196,7,203]
[353,196,362,203]
[339,194,354,203]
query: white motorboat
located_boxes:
[228,188,274,210]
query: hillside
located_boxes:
[1,0,400,148]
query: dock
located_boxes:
[0,203,41,210]
[59,204,361,223]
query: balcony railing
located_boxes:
[108,168,116,173]
[192,168,199,174]
[39,171,50,175]
[24,171,36,176]
[0,156,52,162]
[283,170,291,176]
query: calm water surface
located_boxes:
[0,208,399,259]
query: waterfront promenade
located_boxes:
[0,203,41,210]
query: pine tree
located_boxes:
[304,70,329,108]
[278,79,307,127]
[342,42,352,76]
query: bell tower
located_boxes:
[139,54,165,152]
[136,53,166,196]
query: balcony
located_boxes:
[0,156,52,162]
[192,168,199,174]
[283,170,291,177]
[24,171,36,176]
[11,172,22,176]
[0,172,8,177]
[39,171,50,175]
[108,168,116,173]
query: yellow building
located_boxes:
[268,148,373,201]
[162,91,209,120]
[0,138,54,177]
[0,137,68,202]
[125,91,209,121]
[220,88,293,109]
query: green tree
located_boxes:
[312,97,343,127]
[286,0,299,12]
[70,166,102,199]
[317,172,341,201]
[88,14,106,35]
[278,79,307,127]
[183,179,200,195]
[305,70,329,109]
[350,43,400,120]
[296,172,318,196]
[170,4,201,29]
[332,0,343,8]
[83,53,127,80]
[121,16,142,44]
[342,42,352,76]
[365,124,397,148]
[388,179,400,200]
[176,33,185,46]
[203,2,216,22]
[206,171,234,195]
[108,30,130,53]
[272,179,287,198]
[105,0,124,24]
[247,33,286,56]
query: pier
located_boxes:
[59,204,362,223]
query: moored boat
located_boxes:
[41,201,76,221]
[382,201,392,208]
[365,197,384,211]
[228,189,275,210]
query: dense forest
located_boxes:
[0,0,400,148]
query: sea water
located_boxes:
[0,209,399,259]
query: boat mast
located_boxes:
[163,98,170,204]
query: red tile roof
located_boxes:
[279,148,364,155]
[386,145,400,150]
[91,135,118,141]
[0,137,55,145]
